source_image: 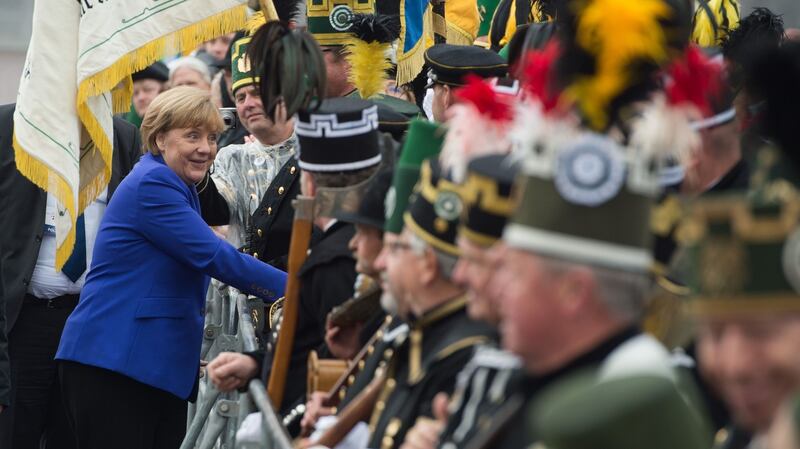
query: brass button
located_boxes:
[290,166,296,175]
[267,207,273,215]
[278,186,285,195]
[253,252,258,258]
[257,228,263,237]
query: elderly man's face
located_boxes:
[697,314,800,433]
[488,245,567,373]
[452,236,500,325]
[375,230,426,317]
[374,232,413,320]
[171,67,211,91]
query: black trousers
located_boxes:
[58,361,187,449]
[0,294,78,449]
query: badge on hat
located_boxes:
[554,133,626,207]
[307,0,375,46]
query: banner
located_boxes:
[13,0,249,268]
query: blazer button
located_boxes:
[257,228,263,237]
[278,186,285,195]
[290,166,296,175]
[267,207,273,215]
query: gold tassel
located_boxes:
[13,132,77,269]
[112,77,133,115]
[246,11,268,35]
[75,5,249,218]
[397,5,434,86]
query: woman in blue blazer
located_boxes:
[56,87,287,449]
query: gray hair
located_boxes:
[539,256,652,323]
[168,56,212,84]
[407,232,459,280]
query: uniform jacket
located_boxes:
[55,153,286,400]
[199,156,321,271]
[437,345,524,449]
[246,157,307,270]
[368,298,495,449]
[258,221,357,413]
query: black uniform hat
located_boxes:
[132,61,169,82]
[337,166,394,229]
[296,97,382,173]
[424,44,508,89]
[459,154,519,247]
[404,158,463,256]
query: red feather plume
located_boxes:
[665,45,723,116]
[520,41,561,112]
[455,74,514,123]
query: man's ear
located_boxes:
[557,266,595,316]
[417,245,439,286]
[442,85,453,109]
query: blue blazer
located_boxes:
[56,153,286,400]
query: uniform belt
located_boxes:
[24,293,80,309]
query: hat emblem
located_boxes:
[237,55,251,74]
[783,228,800,294]
[329,5,354,31]
[434,191,463,221]
[554,133,625,207]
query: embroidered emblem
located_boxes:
[554,133,625,207]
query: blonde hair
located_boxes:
[140,86,224,155]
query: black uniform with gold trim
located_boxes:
[368,297,494,449]
[437,346,523,449]
[244,158,308,269]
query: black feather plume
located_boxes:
[723,7,785,65]
[247,21,326,119]
[348,13,401,43]
[744,42,800,170]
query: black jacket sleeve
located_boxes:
[0,255,9,407]
[197,174,231,226]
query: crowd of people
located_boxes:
[2,0,800,448]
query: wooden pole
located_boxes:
[266,195,314,408]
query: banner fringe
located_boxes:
[396,4,433,86]
[74,3,249,217]
[12,132,77,269]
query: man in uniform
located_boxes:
[423,44,507,122]
[680,41,800,449]
[400,154,524,449]
[296,119,445,437]
[198,30,297,250]
[679,190,800,449]
[208,97,382,413]
[305,0,422,121]
[364,159,494,449]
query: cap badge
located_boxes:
[554,133,625,207]
[434,191,463,221]
[329,5,354,31]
